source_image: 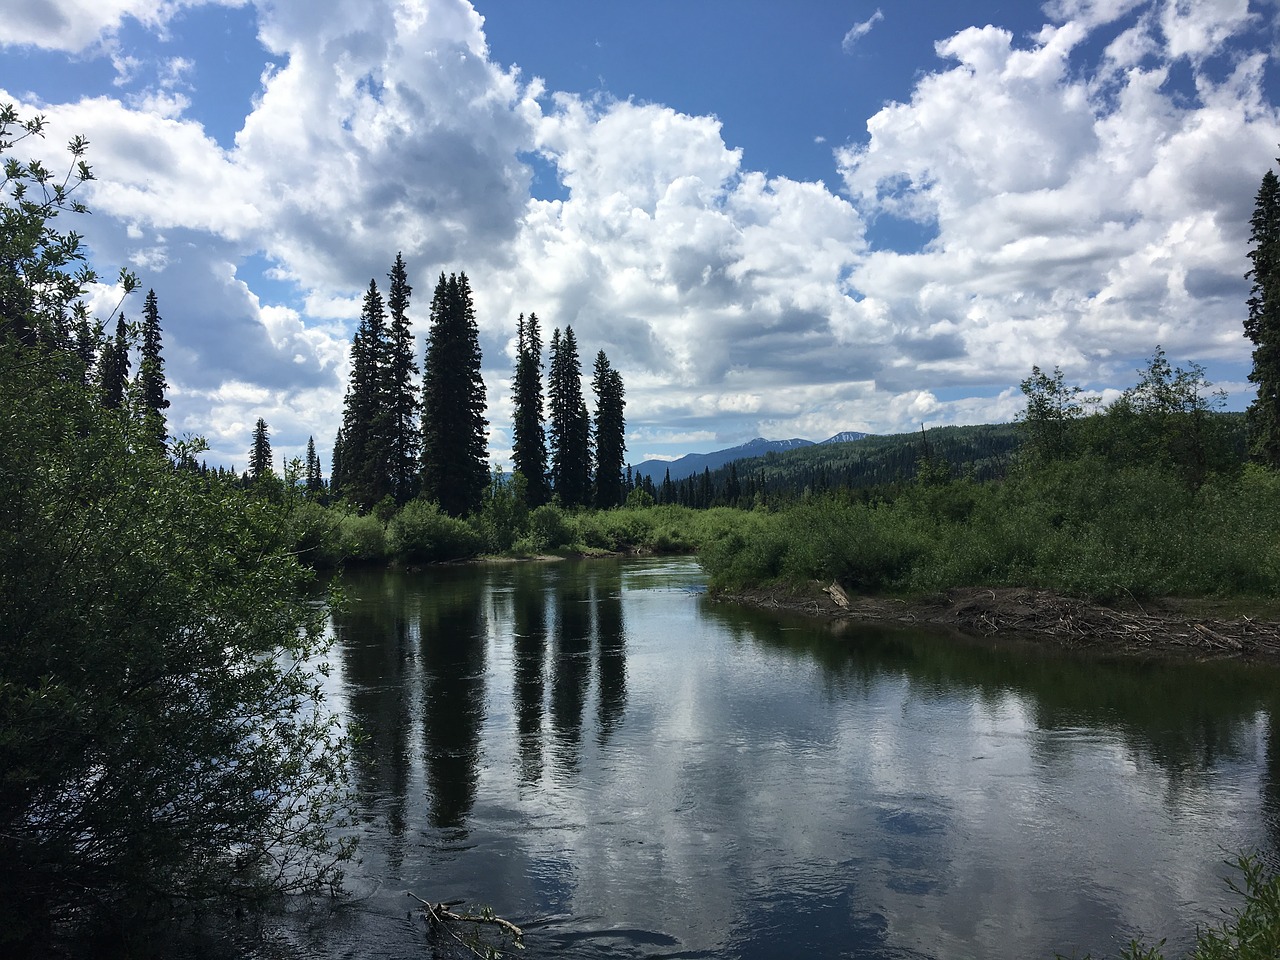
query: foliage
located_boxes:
[287,500,345,566]
[472,467,529,553]
[1018,364,1095,463]
[137,288,169,450]
[304,434,324,496]
[633,423,1023,508]
[334,510,389,563]
[385,252,420,504]
[547,325,591,507]
[696,449,1280,602]
[334,278,394,510]
[387,499,484,563]
[249,415,274,482]
[98,314,130,409]
[1246,162,1280,467]
[626,485,655,508]
[0,351,355,946]
[523,502,575,552]
[1079,348,1233,490]
[422,272,489,517]
[591,349,626,508]
[0,111,354,948]
[511,311,550,507]
[0,104,137,349]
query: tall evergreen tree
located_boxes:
[330,425,347,496]
[249,417,273,482]
[1246,162,1280,468]
[305,435,324,496]
[138,289,169,449]
[421,272,489,516]
[98,314,130,410]
[71,315,98,384]
[335,279,394,509]
[548,325,591,507]
[511,311,550,506]
[385,253,420,503]
[591,349,626,509]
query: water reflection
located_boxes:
[595,568,627,745]
[322,559,1280,960]
[550,571,592,777]
[332,562,634,835]
[329,582,413,871]
[511,565,548,784]
[418,574,487,830]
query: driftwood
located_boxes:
[941,588,1280,658]
[408,892,524,957]
[825,582,852,609]
[720,583,1280,661]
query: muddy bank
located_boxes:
[714,582,1280,661]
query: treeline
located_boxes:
[249,259,628,518]
[633,423,1024,508]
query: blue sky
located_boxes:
[3,1,1280,470]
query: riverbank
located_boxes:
[715,581,1280,661]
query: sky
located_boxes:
[3,0,1280,471]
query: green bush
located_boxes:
[287,500,345,567]
[472,469,529,552]
[0,112,353,949]
[523,503,574,552]
[335,511,388,563]
[388,499,484,563]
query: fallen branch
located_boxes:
[408,892,524,957]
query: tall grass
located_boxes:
[697,461,1280,601]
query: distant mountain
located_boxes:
[820,431,871,445]
[632,437,815,483]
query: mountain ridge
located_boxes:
[632,432,870,483]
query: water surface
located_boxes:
[293,557,1280,959]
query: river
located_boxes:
[275,556,1280,959]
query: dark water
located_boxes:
[279,557,1280,959]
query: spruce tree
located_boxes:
[511,311,550,506]
[249,417,273,482]
[591,350,626,509]
[98,314,130,410]
[138,289,169,450]
[1246,162,1280,467]
[305,435,324,496]
[548,326,591,507]
[335,279,394,509]
[386,253,420,503]
[331,425,347,497]
[72,315,98,384]
[421,272,489,516]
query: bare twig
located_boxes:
[408,892,524,957]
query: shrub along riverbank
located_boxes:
[283,489,727,567]
[697,458,1280,603]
